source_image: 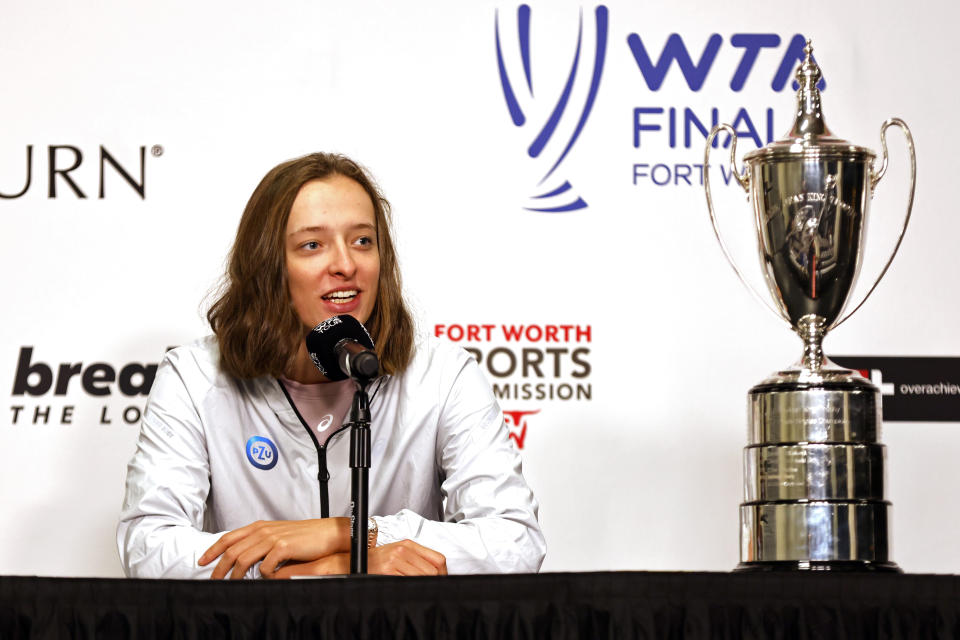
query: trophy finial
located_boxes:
[787,39,832,140]
[797,40,822,89]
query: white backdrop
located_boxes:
[1,0,958,577]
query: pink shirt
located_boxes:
[278,377,356,444]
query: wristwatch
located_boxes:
[367,517,378,548]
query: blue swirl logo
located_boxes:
[495,5,608,212]
[245,436,278,471]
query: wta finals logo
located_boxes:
[495,5,608,212]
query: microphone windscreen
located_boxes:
[305,315,375,381]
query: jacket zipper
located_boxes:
[314,427,349,517]
[276,377,384,518]
[276,380,348,518]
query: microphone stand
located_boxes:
[346,381,371,574]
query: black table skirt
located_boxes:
[2,571,959,639]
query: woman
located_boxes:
[117,153,545,578]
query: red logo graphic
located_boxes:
[855,368,896,395]
[503,409,540,449]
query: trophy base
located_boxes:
[740,367,896,569]
[744,443,885,502]
[740,501,892,565]
[734,560,901,573]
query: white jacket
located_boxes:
[117,336,545,578]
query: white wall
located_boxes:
[1,0,957,576]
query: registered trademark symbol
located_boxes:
[151,145,164,157]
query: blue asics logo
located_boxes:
[245,436,278,471]
[495,5,608,212]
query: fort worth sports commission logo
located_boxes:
[436,323,593,449]
[495,5,608,212]
[496,5,825,210]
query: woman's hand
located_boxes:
[369,540,447,575]
[268,540,448,579]
[199,518,350,579]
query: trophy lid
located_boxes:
[743,40,874,162]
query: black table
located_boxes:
[2,571,959,639]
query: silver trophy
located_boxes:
[704,41,916,571]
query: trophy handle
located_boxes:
[831,118,916,330]
[704,124,789,324]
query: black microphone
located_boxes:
[306,315,378,575]
[305,315,379,382]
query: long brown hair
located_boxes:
[207,153,414,379]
